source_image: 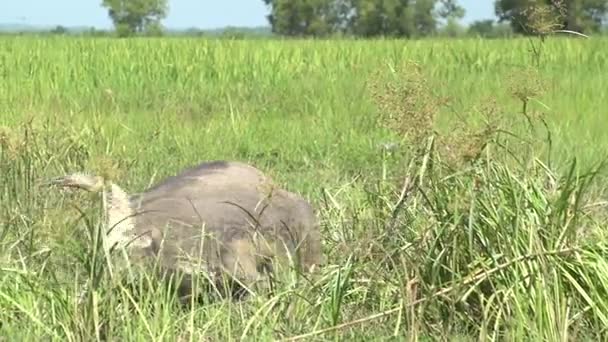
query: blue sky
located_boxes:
[1,0,495,29]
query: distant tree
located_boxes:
[346,0,415,37]
[263,0,468,38]
[439,17,466,37]
[346,0,457,38]
[436,0,466,38]
[437,0,466,21]
[184,27,205,37]
[51,25,68,35]
[468,19,496,37]
[349,0,466,37]
[262,0,348,36]
[495,0,608,34]
[412,0,439,36]
[467,19,514,38]
[101,0,168,37]
[565,0,608,33]
[87,27,112,37]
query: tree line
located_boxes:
[94,0,608,37]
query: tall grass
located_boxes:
[1,36,608,340]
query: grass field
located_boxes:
[1,36,608,340]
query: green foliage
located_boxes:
[1,37,608,339]
[436,0,466,20]
[262,0,349,36]
[412,0,438,36]
[347,0,415,37]
[495,0,608,34]
[468,19,514,38]
[469,19,499,37]
[438,17,466,38]
[50,26,68,35]
[263,0,468,37]
[566,0,608,32]
[101,0,168,37]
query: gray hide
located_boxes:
[125,160,323,298]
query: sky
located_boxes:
[0,0,496,29]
